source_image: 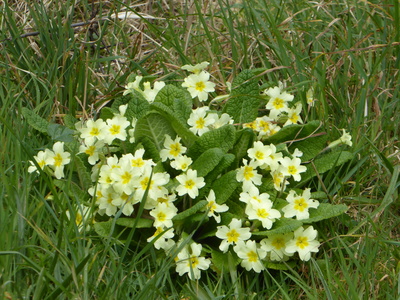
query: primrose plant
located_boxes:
[25,62,353,279]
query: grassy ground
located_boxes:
[1,0,399,299]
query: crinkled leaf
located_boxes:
[112,91,150,120]
[93,220,113,238]
[205,153,235,183]
[63,114,78,130]
[188,125,236,157]
[211,249,241,273]
[211,170,240,204]
[230,128,256,168]
[172,200,208,221]
[22,107,49,133]
[297,150,353,185]
[72,154,92,191]
[116,217,153,228]
[47,123,75,143]
[252,218,303,236]
[223,69,261,123]
[135,112,176,152]
[140,137,161,162]
[53,179,88,202]
[154,84,192,122]
[99,107,117,121]
[191,148,225,177]
[301,203,348,223]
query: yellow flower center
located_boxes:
[121,171,132,184]
[131,158,144,168]
[195,81,206,91]
[247,251,258,262]
[157,211,166,222]
[185,179,195,189]
[90,127,100,136]
[140,177,153,190]
[258,120,270,132]
[243,166,254,181]
[207,201,216,213]
[169,143,181,157]
[256,208,269,219]
[296,237,309,249]
[85,145,96,156]
[227,229,240,243]
[196,117,205,129]
[272,98,285,109]
[294,198,308,212]
[53,153,63,167]
[255,151,264,160]
[109,124,121,135]
[188,256,199,268]
[288,165,298,175]
[289,113,299,123]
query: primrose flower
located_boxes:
[79,140,105,165]
[259,144,283,172]
[260,233,294,261]
[279,155,307,182]
[147,227,175,250]
[176,242,211,280]
[45,142,71,179]
[182,71,215,102]
[28,150,50,174]
[176,169,205,199]
[103,115,130,144]
[265,86,294,118]
[236,159,262,191]
[66,205,93,232]
[170,155,192,171]
[123,75,143,96]
[306,87,316,107]
[77,118,107,146]
[111,190,139,216]
[202,190,229,223]
[216,218,251,253]
[283,103,303,127]
[233,240,266,273]
[282,188,319,220]
[150,202,177,228]
[187,107,214,136]
[94,186,118,216]
[271,170,289,191]
[134,165,170,201]
[142,81,166,102]
[247,141,273,167]
[285,226,320,261]
[208,112,234,129]
[160,134,187,162]
[245,199,281,229]
[239,186,270,205]
[110,163,138,195]
[181,61,210,74]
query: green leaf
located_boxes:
[134,112,176,152]
[53,179,88,203]
[191,148,225,177]
[151,102,197,147]
[223,69,261,123]
[298,150,354,185]
[301,203,348,223]
[230,128,256,168]
[63,114,78,129]
[99,107,117,121]
[211,249,241,273]
[264,261,296,270]
[72,154,92,191]
[21,107,49,133]
[205,153,235,183]
[154,84,192,122]
[116,218,154,228]
[187,125,236,157]
[172,200,208,221]
[112,91,150,120]
[47,123,75,142]
[93,220,113,238]
[252,218,303,236]
[211,170,240,204]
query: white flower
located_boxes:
[306,87,316,107]
[28,150,50,174]
[236,159,262,191]
[134,165,170,201]
[79,140,105,165]
[259,144,283,172]
[160,134,187,162]
[215,218,251,253]
[283,103,303,126]
[94,186,118,216]
[270,170,289,191]
[176,169,205,199]
[123,76,143,96]
[111,190,139,216]
[45,142,71,179]
[77,118,107,145]
[147,227,175,250]
[260,233,294,261]
[150,202,177,228]
[182,71,215,102]
[176,242,211,280]
[339,129,352,146]
[202,190,229,223]
[279,156,307,182]
[245,198,281,229]
[247,141,273,167]
[187,107,214,136]
[181,61,210,74]
[66,205,93,232]
[170,155,193,171]
[239,186,269,205]
[233,240,266,273]
[282,188,319,220]
[285,226,320,261]
[265,86,294,118]
[142,80,166,102]
[103,115,130,144]
[208,112,234,129]
[110,162,138,195]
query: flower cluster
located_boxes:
[27,62,352,280]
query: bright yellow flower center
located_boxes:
[156,211,166,222]
[85,145,96,156]
[53,153,63,167]
[272,98,285,109]
[196,117,205,129]
[227,229,240,243]
[296,237,309,249]
[288,165,298,175]
[258,120,270,132]
[195,81,206,91]
[185,179,195,189]
[289,113,299,123]
[256,208,269,219]
[109,125,121,135]
[90,127,100,136]
[255,151,264,160]
[121,171,132,184]
[169,143,181,157]
[294,198,308,212]
[140,177,153,190]
[188,256,199,267]
[207,201,216,213]
[243,166,254,181]
[247,251,258,262]
[131,158,144,168]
